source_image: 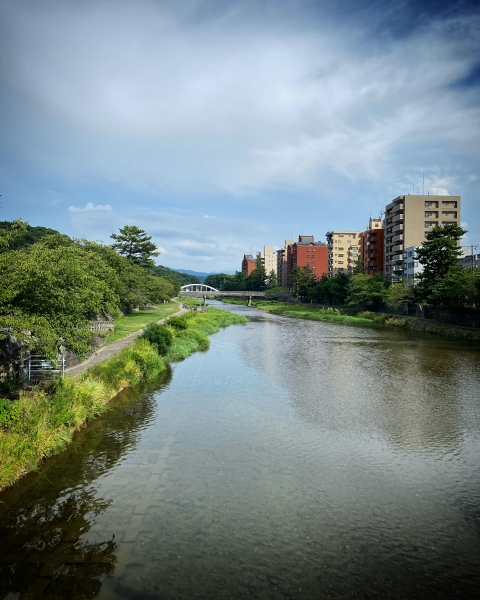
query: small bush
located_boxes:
[142,324,173,356]
[0,399,20,429]
[168,316,188,330]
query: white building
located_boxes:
[403,246,423,280]
[258,245,277,276]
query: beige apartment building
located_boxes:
[258,245,278,276]
[325,230,361,276]
[277,240,294,290]
[384,194,461,281]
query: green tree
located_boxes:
[352,256,364,275]
[291,265,316,297]
[0,219,28,252]
[247,256,267,291]
[416,223,466,301]
[204,273,235,290]
[346,274,388,306]
[0,242,121,358]
[311,273,350,305]
[430,268,480,308]
[384,281,415,310]
[266,269,278,290]
[111,225,159,267]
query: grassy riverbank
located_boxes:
[221,298,480,341]
[0,308,246,491]
[104,302,179,344]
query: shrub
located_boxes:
[141,323,173,356]
[0,399,20,429]
[167,316,188,330]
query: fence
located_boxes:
[88,321,115,333]
[19,354,65,383]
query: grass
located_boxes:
[104,302,179,344]
[239,300,375,324]
[0,307,247,492]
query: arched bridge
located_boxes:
[179,284,267,298]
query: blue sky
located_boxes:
[1,0,479,272]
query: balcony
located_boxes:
[392,224,404,234]
[393,203,404,213]
[392,234,403,243]
[392,253,403,262]
[392,213,404,224]
[393,244,404,253]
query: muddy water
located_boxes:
[1,303,480,599]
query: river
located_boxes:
[1,301,480,599]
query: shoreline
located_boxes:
[0,307,247,492]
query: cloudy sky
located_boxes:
[1,0,479,272]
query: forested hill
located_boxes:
[0,221,71,249]
[151,265,200,285]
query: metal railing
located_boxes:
[19,354,65,382]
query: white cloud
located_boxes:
[68,203,112,212]
[429,188,450,196]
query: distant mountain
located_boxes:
[173,269,235,283]
[152,265,200,285]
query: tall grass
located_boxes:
[0,309,246,491]
[253,301,374,324]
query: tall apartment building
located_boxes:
[277,239,294,290]
[384,195,461,281]
[325,230,361,276]
[258,245,277,276]
[242,254,256,276]
[286,236,328,289]
[358,217,384,275]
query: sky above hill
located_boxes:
[1,0,479,272]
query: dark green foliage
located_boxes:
[151,265,200,285]
[0,221,71,251]
[247,256,267,291]
[430,268,480,308]
[167,317,188,330]
[416,223,466,301]
[291,265,316,297]
[345,273,389,306]
[141,324,173,356]
[0,399,20,429]
[204,273,235,289]
[266,269,278,289]
[111,225,159,267]
[309,273,351,304]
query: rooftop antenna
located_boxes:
[422,172,425,195]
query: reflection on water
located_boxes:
[1,306,480,599]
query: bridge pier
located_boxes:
[247,296,252,307]
[203,295,207,306]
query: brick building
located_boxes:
[358,217,384,275]
[286,236,328,290]
[242,254,256,276]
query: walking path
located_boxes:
[65,303,188,377]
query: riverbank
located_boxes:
[0,308,246,491]
[220,298,480,342]
[104,302,180,344]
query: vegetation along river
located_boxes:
[1,301,480,599]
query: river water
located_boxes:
[1,302,480,599]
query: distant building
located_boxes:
[384,194,461,281]
[258,245,277,276]
[358,217,384,275]
[286,235,328,289]
[459,253,480,270]
[277,240,294,290]
[325,230,361,276]
[403,246,423,280]
[242,254,256,276]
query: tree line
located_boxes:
[0,222,179,358]
[206,224,480,309]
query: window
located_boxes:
[425,221,438,228]
[425,201,438,208]
[348,240,351,244]
[414,262,418,267]
[442,201,457,208]
[408,251,412,257]
[425,211,438,218]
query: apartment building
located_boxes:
[403,246,423,280]
[277,239,294,290]
[358,217,384,275]
[258,245,277,276]
[286,236,328,289]
[384,195,461,281]
[242,254,256,276]
[325,230,361,276]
